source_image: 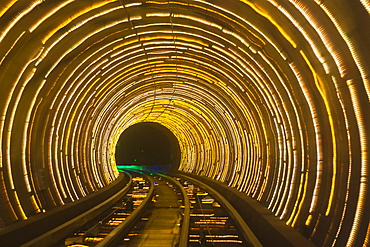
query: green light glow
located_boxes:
[116,165,144,172]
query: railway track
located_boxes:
[21,170,262,247]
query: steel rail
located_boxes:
[22,172,133,247]
[95,172,154,247]
[178,173,263,247]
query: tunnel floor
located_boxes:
[122,177,181,246]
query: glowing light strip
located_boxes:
[0,31,26,66]
[239,0,297,48]
[41,0,117,44]
[300,50,337,216]
[318,2,370,100]
[289,61,323,216]
[22,79,47,193]
[29,0,75,32]
[0,0,18,17]
[346,79,368,246]
[0,0,44,42]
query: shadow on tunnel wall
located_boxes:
[115,122,181,171]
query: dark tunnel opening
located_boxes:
[115,122,181,171]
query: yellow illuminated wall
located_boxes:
[0,0,369,246]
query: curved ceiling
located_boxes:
[0,0,369,245]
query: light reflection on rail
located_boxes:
[64,170,256,246]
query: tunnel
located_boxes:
[0,0,369,246]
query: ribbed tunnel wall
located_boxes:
[0,0,369,246]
